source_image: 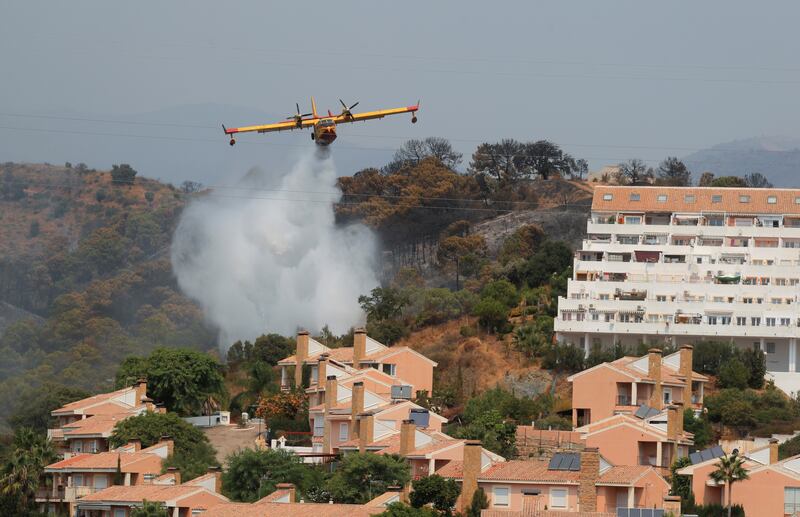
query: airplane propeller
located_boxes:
[286,103,313,127]
[339,99,359,119]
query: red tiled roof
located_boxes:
[46,451,160,472]
[439,459,654,487]
[62,413,132,437]
[53,388,135,415]
[592,185,800,215]
[77,484,226,504]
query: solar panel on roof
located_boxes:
[548,452,581,471]
[690,445,726,465]
[633,404,650,419]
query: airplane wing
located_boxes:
[335,104,419,125]
[224,118,315,136]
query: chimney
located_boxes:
[578,447,600,512]
[460,440,482,514]
[159,436,174,457]
[276,482,296,503]
[769,438,779,464]
[207,466,222,493]
[680,345,694,408]
[353,328,367,369]
[647,348,663,409]
[295,331,310,388]
[674,401,684,435]
[325,375,338,411]
[317,353,330,386]
[127,439,141,452]
[351,382,365,438]
[166,466,181,485]
[399,419,416,457]
[358,413,374,453]
[134,378,147,407]
[666,405,679,441]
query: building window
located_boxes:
[382,363,397,376]
[603,193,613,201]
[663,388,672,404]
[739,195,750,203]
[711,195,722,203]
[766,318,776,327]
[767,342,776,354]
[114,509,126,517]
[625,216,642,225]
[796,197,800,205]
[786,487,800,514]
[684,195,695,204]
[630,193,641,201]
[772,298,783,305]
[707,316,717,325]
[656,295,666,302]
[492,486,510,507]
[339,422,349,441]
[313,418,325,437]
[550,488,568,509]
[657,194,667,202]
[751,317,761,326]
[73,474,84,487]
[736,317,746,326]
[781,318,791,327]
[768,195,777,204]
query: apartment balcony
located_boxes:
[35,485,96,503]
[616,395,648,407]
[586,221,800,239]
[555,319,800,339]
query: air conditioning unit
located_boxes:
[391,385,412,400]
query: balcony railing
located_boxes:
[617,396,648,407]
[35,485,96,502]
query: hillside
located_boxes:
[0,162,217,431]
[683,136,800,187]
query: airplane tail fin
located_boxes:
[311,97,318,118]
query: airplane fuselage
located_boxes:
[312,118,337,146]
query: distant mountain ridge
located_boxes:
[683,136,800,187]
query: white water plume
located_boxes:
[171,148,379,349]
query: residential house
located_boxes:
[338,418,504,479]
[37,439,174,516]
[278,329,437,396]
[677,440,800,517]
[309,376,448,455]
[438,443,670,514]
[575,405,693,473]
[569,346,707,427]
[49,380,156,457]
[75,468,228,517]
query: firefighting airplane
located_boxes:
[222,97,419,146]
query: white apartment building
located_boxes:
[555,185,800,395]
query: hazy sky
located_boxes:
[2,1,800,184]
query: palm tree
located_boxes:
[709,450,749,517]
[0,428,56,513]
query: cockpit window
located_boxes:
[320,119,334,127]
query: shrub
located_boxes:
[480,279,519,308]
[473,297,510,333]
[718,358,749,389]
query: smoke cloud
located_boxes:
[171,148,379,349]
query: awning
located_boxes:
[635,250,661,262]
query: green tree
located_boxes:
[110,412,218,480]
[480,280,519,309]
[222,448,310,502]
[718,358,749,389]
[115,348,227,415]
[473,298,510,333]
[670,456,692,503]
[466,487,489,517]
[409,474,460,515]
[131,500,169,517]
[385,137,463,173]
[744,172,772,188]
[655,157,691,186]
[9,384,90,431]
[683,409,713,449]
[359,287,409,322]
[738,348,766,389]
[0,428,56,515]
[709,452,749,517]
[710,176,747,188]
[379,502,439,517]
[325,453,411,504]
[111,163,138,185]
[450,410,516,457]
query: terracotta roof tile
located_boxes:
[78,484,226,504]
[53,388,135,414]
[46,451,161,472]
[598,465,653,485]
[593,185,800,215]
[202,501,380,517]
[62,413,132,437]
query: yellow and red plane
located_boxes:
[223,97,419,146]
